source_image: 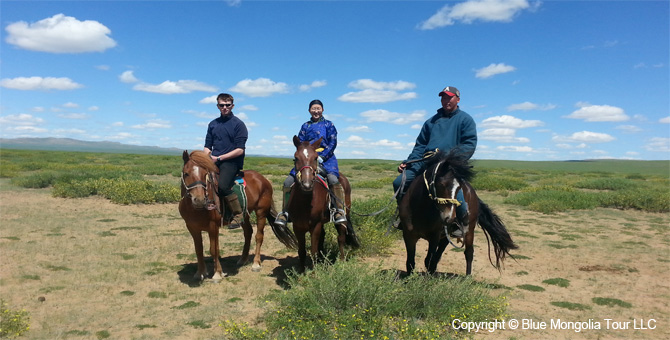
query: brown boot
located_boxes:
[331,183,347,224]
[224,193,243,229]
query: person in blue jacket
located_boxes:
[275,99,347,227]
[393,86,477,237]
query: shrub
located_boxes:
[0,299,30,338]
[472,173,529,192]
[222,260,509,340]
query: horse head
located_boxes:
[181,150,218,209]
[425,150,475,226]
[293,135,322,192]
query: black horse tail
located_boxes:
[344,218,361,249]
[477,198,518,270]
[267,205,298,250]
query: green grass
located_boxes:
[516,284,545,292]
[222,260,509,340]
[592,297,632,308]
[542,278,570,288]
[550,301,591,311]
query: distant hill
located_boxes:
[0,137,183,155]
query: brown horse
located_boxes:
[288,136,359,272]
[399,150,518,275]
[179,150,297,281]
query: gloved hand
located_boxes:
[317,156,324,164]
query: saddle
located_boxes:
[208,170,248,220]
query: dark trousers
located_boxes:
[217,161,240,197]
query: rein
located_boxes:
[423,162,461,206]
[181,167,216,206]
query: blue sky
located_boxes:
[1,0,668,161]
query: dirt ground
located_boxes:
[1,182,669,339]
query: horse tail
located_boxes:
[344,219,361,249]
[477,198,518,270]
[267,203,298,250]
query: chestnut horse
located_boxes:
[288,136,359,272]
[179,150,297,281]
[399,150,518,275]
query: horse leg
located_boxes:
[295,229,308,273]
[252,210,266,272]
[311,222,324,264]
[208,225,226,281]
[238,213,253,267]
[403,231,418,275]
[188,227,207,281]
[425,236,441,274]
[464,224,475,275]
[335,222,347,261]
[428,237,450,274]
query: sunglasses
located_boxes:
[217,103,233,108]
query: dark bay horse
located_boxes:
[399,150,517,275]
[179,150,297,281]
[288,136,359,272]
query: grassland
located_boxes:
[1,148,669,339]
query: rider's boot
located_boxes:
[450,188,468,238]
[331,183,347,224]
[274,186,292,228]
[224,193,243,229]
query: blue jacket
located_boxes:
[204,114,248,168]
[290,117,340,177]
[405,107,477,171]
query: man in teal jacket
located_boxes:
[393,86,477,237]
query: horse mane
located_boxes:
[425,149,475,182]
[189,150,219,173]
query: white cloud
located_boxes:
[480,128,530,143]
[133,80,217,94]
[0,113,45,126]
[345,125,372,133]
[348,79,416,91]
[229,78,289,97]
[418,0,537,30]
[237,105,258,111]
[0,76,83,90]
[496,145,534,152]
[5,14,117,53]
[360,109,425,125]
[199,95,217,104]
[475,63,516,78]
[57,113,88,119]
[95,65,110,71]
[62,102,79,108]
[659,116,670,124]
[565,104,629,122]
[131,119,172,129]
[480,115,544,129]
[506,101,557,111]
[552,131,616,143]
[88,106,99,111]
[643,137,670,152]
[299,80,327,92]
[338,79,417,103]
[119,71,139,83]
[615,125,642,133]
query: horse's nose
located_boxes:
[192,196,207,209]
[301,180,314,191]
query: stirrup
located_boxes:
[275,212,288,227]
[333,210,347,224]
[227,215,242,229]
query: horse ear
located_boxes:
[311,137,323,149]
[293,135,301,147]
[182,150,189,163]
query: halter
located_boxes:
[181,166,215,201]
[295,165,315,183]
[423,161,461,206]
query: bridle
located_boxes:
[295,164,315,183]
[423,161,461,206]
[181,163,215,201]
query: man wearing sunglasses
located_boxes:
[204,93,248,228]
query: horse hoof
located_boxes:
[251,264,261,272]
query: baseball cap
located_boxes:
[438,86,460,97]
